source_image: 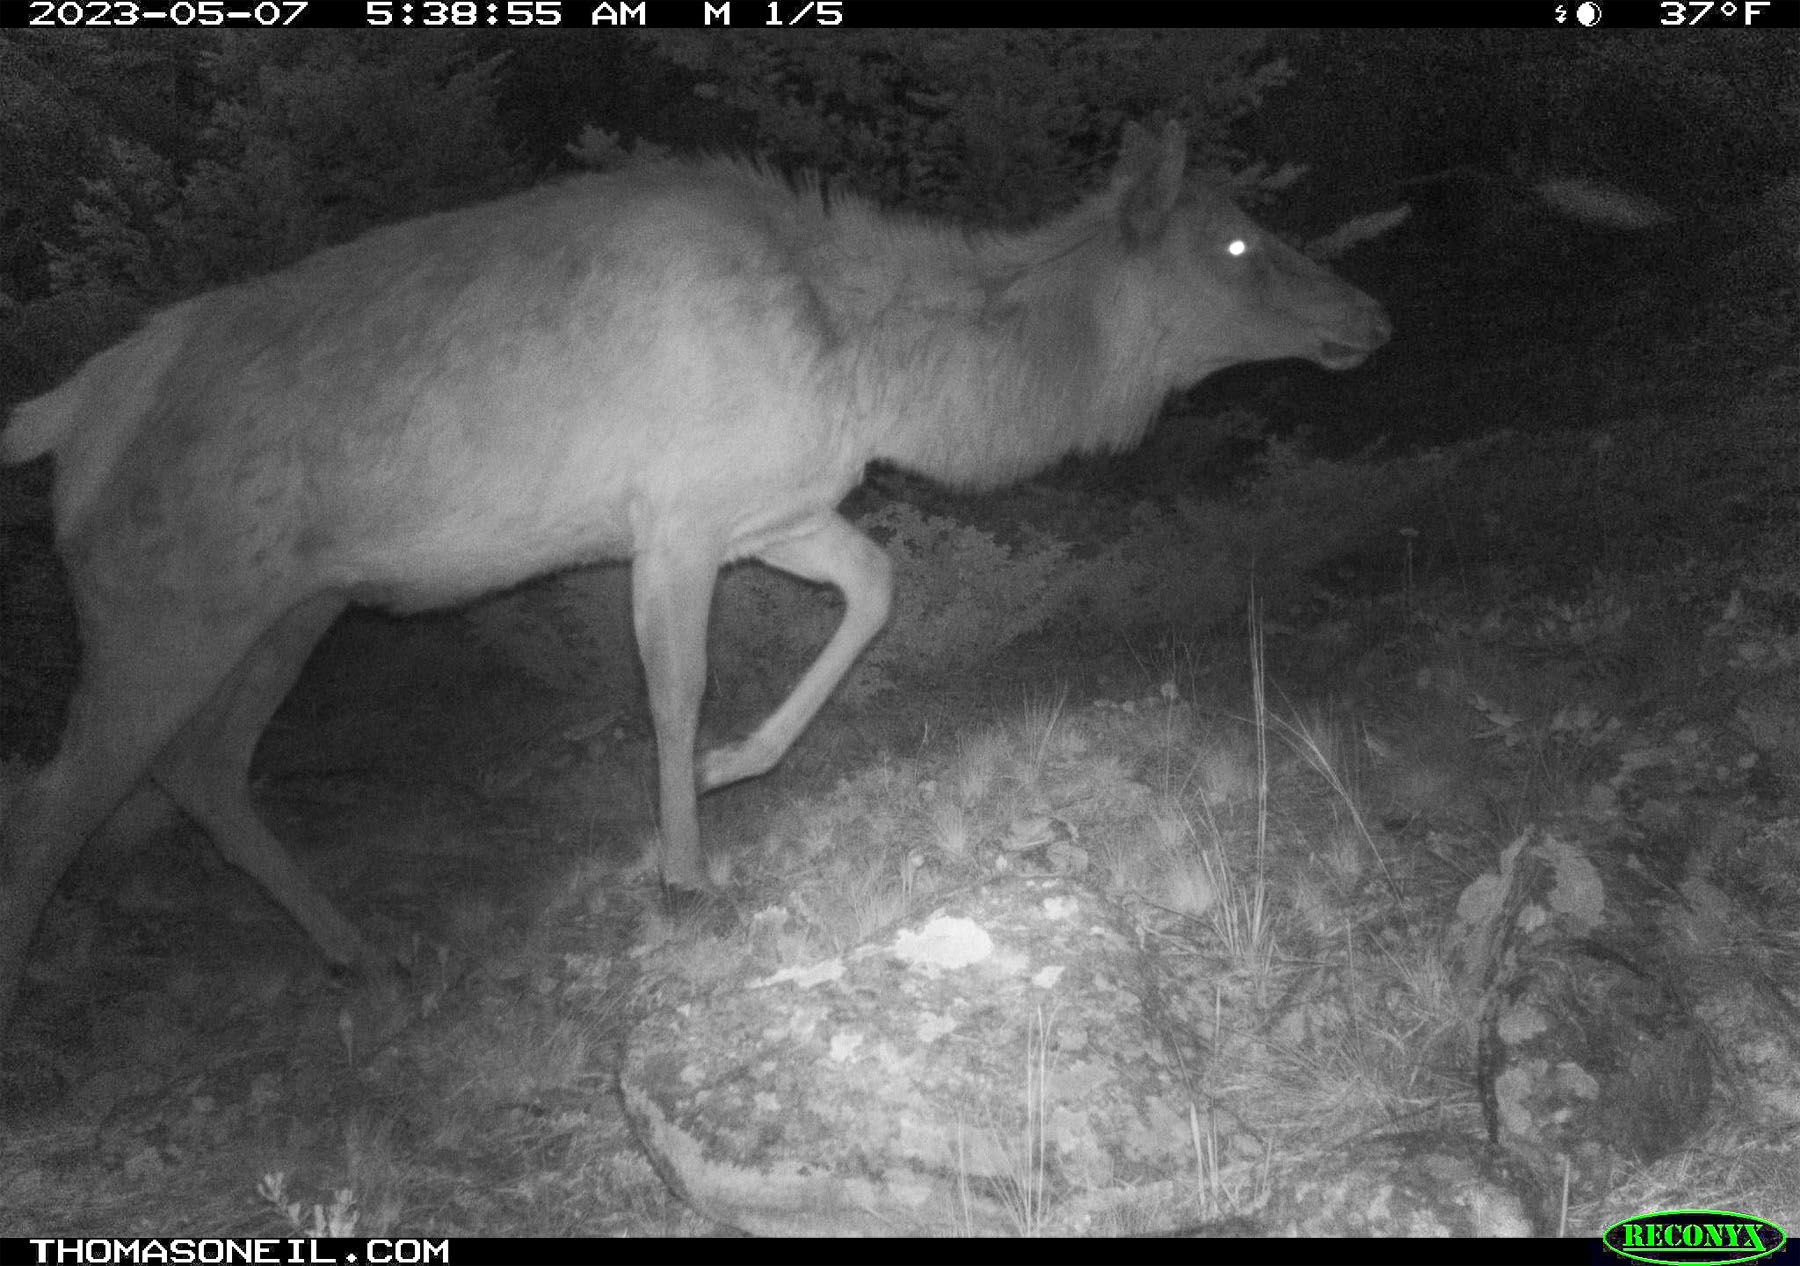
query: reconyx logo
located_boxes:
[1604,1209,1786,1265]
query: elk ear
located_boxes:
[1115,120,1189,247]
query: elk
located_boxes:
[0,121,1389,1038]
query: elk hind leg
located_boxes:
[0,604,283,1036]
[147,596,385,974]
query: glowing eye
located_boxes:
[1227,239,1248,257]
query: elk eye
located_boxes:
[1226,238,1249,258]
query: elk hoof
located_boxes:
[659,880,736,930]
[699,737,777,790]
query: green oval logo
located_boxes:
[1604,1209,1786,1265]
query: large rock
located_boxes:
[622,876,1194,1236]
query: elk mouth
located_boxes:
[1315,308,1393,370]
[1316,341,1377,370]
